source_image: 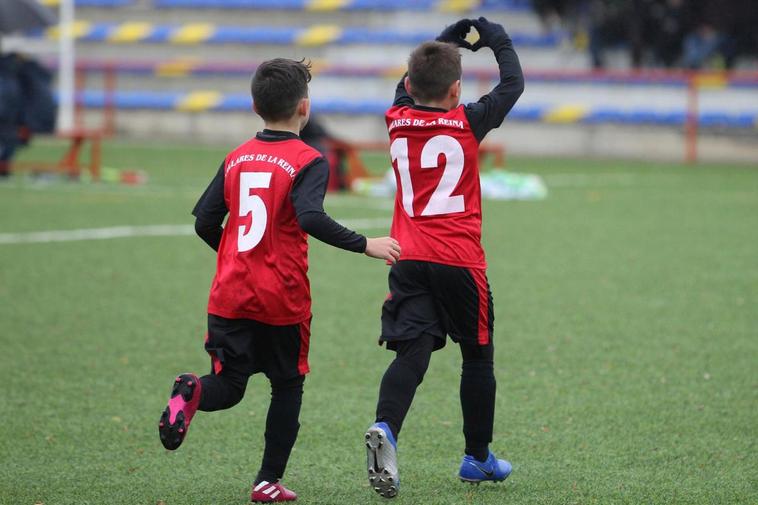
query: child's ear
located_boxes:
[404,76,413,97]
[451,79,461,100]
[252,102,259,114]
[299,97,310,117]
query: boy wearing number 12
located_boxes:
[364,18,524,498]
[157,58,400,503]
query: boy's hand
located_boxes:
[365,237,401,263]
[436,19,475,50]
[471,16,508,51]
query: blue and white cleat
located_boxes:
[458,452,512,484]
[365,422,399,498]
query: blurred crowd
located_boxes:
[531,0,758,69]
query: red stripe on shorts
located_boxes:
[297,318,312,375]
[469,268,490,345]
[204,332,223,374]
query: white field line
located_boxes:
[0,224,194,244]
[0,218,391,245]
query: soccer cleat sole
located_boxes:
[158,374,198,450]
[251,496,296,504]
[459,470,509,484]
[158,407,186,450]
[365,428,398,499]
[251,496,294,502]
[459,476,506,484]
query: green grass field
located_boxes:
[1,140,756,505]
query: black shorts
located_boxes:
[380,260,494,350]
[204,314,311,382]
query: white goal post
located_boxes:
[57,0,75,132]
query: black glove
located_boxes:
[471,16,508,51]
[436,19,474,50]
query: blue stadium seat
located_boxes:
[216,94,252,111]
[67,90,758,129]
[78,90,178,109]
[154,0,305,8]
[152,0,532,11]
[584,108,624,124]
[700,112,756,128]
[209,27,299,44]
[339,28,431,45]
[36,22,562,48]
[480,0,533,11]
[67,0,133,5]
[79,24,115,42]
[507,104,545,121]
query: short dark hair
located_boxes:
[251,58,312,122]
[407,42,462,103]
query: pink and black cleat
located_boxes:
[158,373,201,450]
[251,481,297,503]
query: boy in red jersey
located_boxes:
[158,58,400,503]
[364,18,524,498]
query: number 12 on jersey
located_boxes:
[391,134,466,217]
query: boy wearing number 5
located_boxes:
[364,18,524,498]
[157,58,400,503]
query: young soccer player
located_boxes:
[157,58,401,503]
[363,18,524,498]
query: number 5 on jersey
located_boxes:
[391,134,466,217]
[238,172,272,252]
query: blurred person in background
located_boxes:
[0,53,23,178]
[588,0,649,68]
[299,114,349,191]
[0,52,56,178]
[647,0,690,67]
[532,0,575,31]
[580,0,757,70]
[532,0,590,50]
[683,0,757,69]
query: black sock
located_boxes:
[375,334,436,438]
[255,375,305,484]
[375,360,420,438]
[199,373,247,412]
[460,344,495,462]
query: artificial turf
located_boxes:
[0,140,756,504]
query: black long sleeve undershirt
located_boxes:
[192,162,225,251]
[393,72,414,108]
[392,32,525,143]
[195,218,224,251]
[463,33,525,143]
[191,151,366,254]
[290,157,367,253]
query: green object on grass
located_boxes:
[353,169,548,200]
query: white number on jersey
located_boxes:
[237,172,272,252]
[390,135,465,217]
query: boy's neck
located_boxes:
[263,119,301,136]
[414,99,453,111]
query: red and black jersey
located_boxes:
[386,30,524,270]
[192,130,366,325]
[209,136,321,325]
[386,104,486,268]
